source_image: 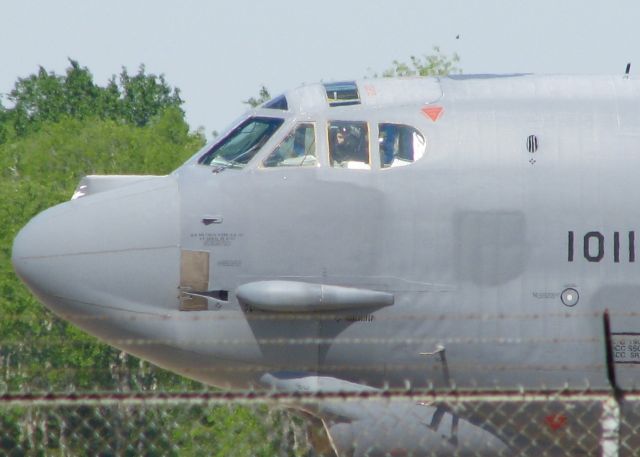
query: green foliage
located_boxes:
[174,406,274,456]
[119,65,183,127]
[374,46,461,78]
[0,64,205,395]
[243,85,271,108]
[0,404,315,457]
[0,109,201,185]
[0,110,205,394]
[3,60,183,139]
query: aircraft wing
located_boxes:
[260,372,508,457]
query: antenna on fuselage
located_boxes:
[624,62,631,79]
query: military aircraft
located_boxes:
[12,74,640,455]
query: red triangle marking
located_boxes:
[545,414,567,431]
[422,106,443,122]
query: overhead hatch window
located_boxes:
[324,81,360,107]
[379,123,426,168]
[263,123,318,167]
[199,117,284,169]
[263,95,288,110]
[329,121,370,169]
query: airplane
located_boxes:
[11,73,640,456]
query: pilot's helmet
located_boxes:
[336,126,349,143]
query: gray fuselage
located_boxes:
[12,75,640,393]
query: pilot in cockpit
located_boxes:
[331,124,368,167]
[334,127,351,159]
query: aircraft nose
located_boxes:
[12,176,181,317]
[12,215,47,294]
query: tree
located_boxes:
[243,85,271,108]
[0,109,211,456]
[0,62,204,398]
[63,59,102,119]
[0,102,11,144]
[1,59,184,140]
[7,66,66,135]
[119,64,183,127]
[375,46,461,77]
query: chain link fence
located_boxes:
[0,398,315,457]
[1,390,640,456]
[2,309,640,455]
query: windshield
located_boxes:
[199,117,284,168]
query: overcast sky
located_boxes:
[2,1,639,137]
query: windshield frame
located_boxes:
[197,116,286,170]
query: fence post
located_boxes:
[601,395,620,457]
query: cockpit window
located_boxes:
[324,82,360,107]
[379,123,426,168]
[263,95,288,110]
[199,117,284,168]
[263,123,318,168]
[329,121,370,169]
